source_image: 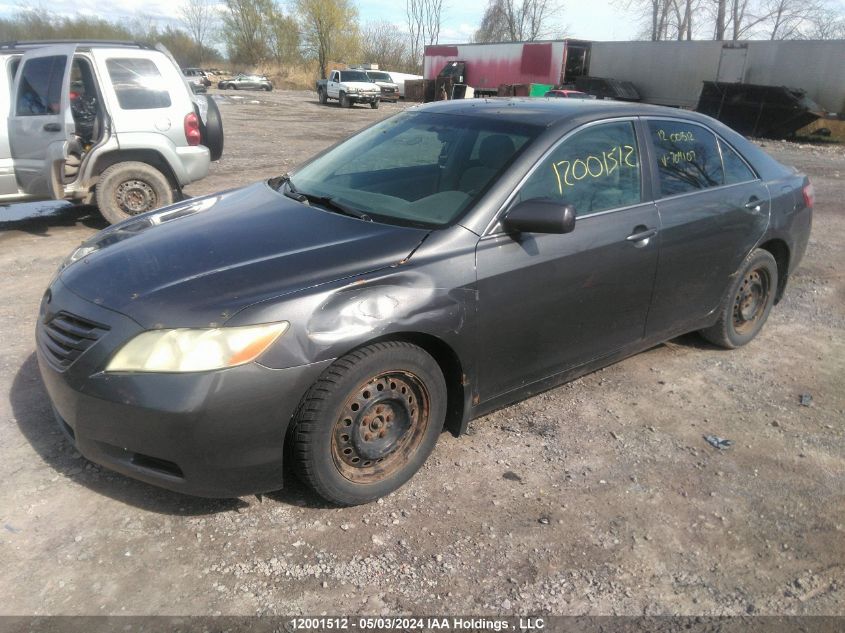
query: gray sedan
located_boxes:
[217,73,273,91]
[37,99,812,506]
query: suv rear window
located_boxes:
[16,55,66,116]
[106,58,171,110]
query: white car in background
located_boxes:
[381,71,423,98]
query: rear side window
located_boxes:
[106,58,171,110]
[516,121,642,216]
[16,55,66,116]
[720,139,756,184]
[649,120,723,196]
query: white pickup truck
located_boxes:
[316,70,381,109]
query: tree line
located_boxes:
[1,0,842,82]
[623,0,845,40]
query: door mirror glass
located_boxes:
[503,198,576,234]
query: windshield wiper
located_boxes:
[297,192,372,222]
[270,173,312,204]
[272,174,372,221]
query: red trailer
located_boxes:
[423,40,592,96]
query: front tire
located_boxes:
[699,248,778,348]
[291,341,446,506]
[370,99,379,109]
[96,161,174,225]
[340,92,350,108]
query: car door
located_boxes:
[475,119,661,400]
[7,44,76,198]
[643,118,770,337]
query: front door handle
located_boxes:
[43,122,61,132]
[745,197,763,212]
[626,227,658,246]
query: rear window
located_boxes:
[16,55,66,116]
[720,139,756,184]
[106,58,171,110]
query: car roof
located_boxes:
[412,97,716,128]
[0,40,158,53]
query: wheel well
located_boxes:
[92,150,180,193]
[357,333,466,437]
[758,239,790,303]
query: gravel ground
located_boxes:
[0,90,842,617]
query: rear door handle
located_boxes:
[626,227,658,244]
[43,123,61,132]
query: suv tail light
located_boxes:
[184,112,201,146]
[802,181,814,209]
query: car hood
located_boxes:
[59,182,430,328]
[342,82,380,90]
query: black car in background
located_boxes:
[37,99,812,505]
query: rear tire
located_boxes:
[699,248,778,348]
[318,88,327,105]
[96,161,173,225]
[291,341,446,506]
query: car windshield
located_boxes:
[368,72,392,81]
[287,112,541,228]
[341,71,371,82]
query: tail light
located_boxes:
[184,112,201,146]
[802,181,814,209]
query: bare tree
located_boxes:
[622,0,845,39]
[180,0,216,64]
[805,2,845,37]
[361,21,408,70]
[268,10,301,67]
[222,0,272,66]
[297,0,360,79]
[406,0,444,71]
[474,0,557,41]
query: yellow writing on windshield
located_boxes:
[551,145,637,195]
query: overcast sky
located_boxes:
[0,0,643,43]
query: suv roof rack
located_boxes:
[0,40,157,51]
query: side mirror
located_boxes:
[502,198,576,234]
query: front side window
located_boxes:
[16,55,66,116]
[106,58,171,110]
[648,120,723,196]
[516,121,642,216]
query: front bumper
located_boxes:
[36,280,332,498]
[349,92,380,103]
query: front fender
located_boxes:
[229,268,474,372]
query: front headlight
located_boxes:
[106,322,289,373]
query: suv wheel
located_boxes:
[96,161,174,225]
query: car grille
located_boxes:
[39,312,109,369]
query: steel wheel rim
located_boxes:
[116,179,156,215]
[733,267,770,335]
[331,371,430,484]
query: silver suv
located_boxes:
[0,41,224,224]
